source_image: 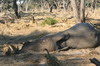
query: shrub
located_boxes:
[42,17,58,25]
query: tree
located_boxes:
[70,0,85,23]
[13,0,21,19]
[0,0,3,12]
[45,0,57,13]
[70,0,80,23]
[24,0,31,12]
[92,0,97,10]
[80,0,85,22]
[63,0,66,12]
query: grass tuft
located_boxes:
[41,17,58,25]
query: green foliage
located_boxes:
[42,17,58,25]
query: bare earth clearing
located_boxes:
[0,9,100,66]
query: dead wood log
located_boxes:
[90,58,100,66]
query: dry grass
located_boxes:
[0,8,99,66]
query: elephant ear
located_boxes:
[65,33,70,40]
[52,32,70,41]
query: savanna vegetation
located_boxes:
[0,0,100,66]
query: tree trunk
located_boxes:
[25,0,31,12]
[92,0,97,10]
[70,0,80,23]
[66,0,70,10]
[49,4,53,13]
[63,0,66,12]
[13,0,21,19]
[70,0,86,23]
[0,1,3,12]
[80,0,85,23]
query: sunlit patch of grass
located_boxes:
[41,17,58,25]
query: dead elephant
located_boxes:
[21,23,100,52]
[21,32,69,52]
[58,23,100,51]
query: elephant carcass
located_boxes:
[21,32,69,52]
[21,23,100,52]
[58,23,100,51]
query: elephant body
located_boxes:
[64,23,99,49]
[21,23,100,52]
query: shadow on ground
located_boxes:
[0,30,49,45]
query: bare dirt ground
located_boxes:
[0,8,100,66]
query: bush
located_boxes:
[42,18,58,25]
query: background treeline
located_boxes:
[0,0,100,12]
[0,0,100,23]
